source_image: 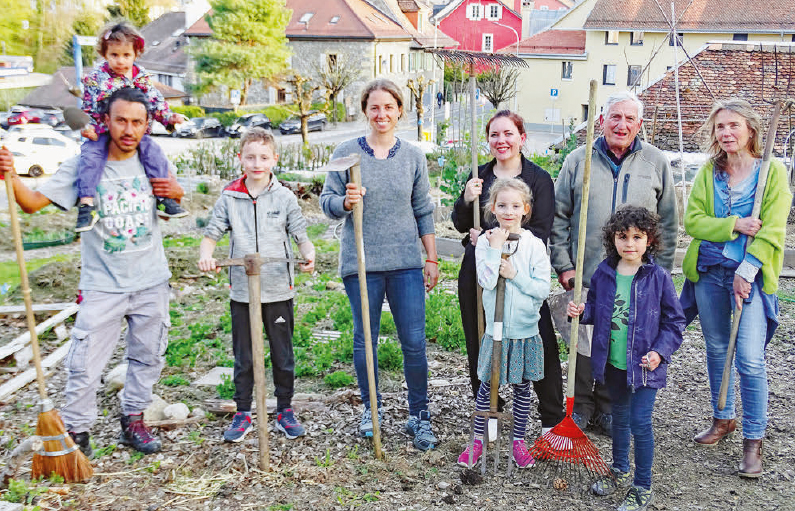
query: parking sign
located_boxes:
[550,88,559,98]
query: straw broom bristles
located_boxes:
[31,406,93,483]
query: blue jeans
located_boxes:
[605,364,657,490]
[694,265,768,439]
[343,268,428,416]
[76,133,169,198]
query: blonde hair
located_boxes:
[240,127,276,153]
[484,178,533,224]
[699,98,764,168]
[360,78,404,119]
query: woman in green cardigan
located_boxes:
[680,99,792,478]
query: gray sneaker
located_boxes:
[617,486,654,511]
[591,467,632,496]
[358,408,383,438]
[404,410,438,451]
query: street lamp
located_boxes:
[490,20,520,112]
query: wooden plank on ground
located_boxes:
[0,304,79,361]
[0,341,72,402]
[0,303,75,316]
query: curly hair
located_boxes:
[484,178,533,225]
[602,205,661,263]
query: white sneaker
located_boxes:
[541,426,553,436]
[488,418,498,442]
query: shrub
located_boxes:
[324,370,354,389]
[209,110,239,126]
[172,105,205,118]
[377,339,403,371]
[425,289,466,353]
[216,373,235,400]
[196,182,210,194]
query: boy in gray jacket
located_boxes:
[199,128,315,442]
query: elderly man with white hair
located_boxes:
[549,90,679,441]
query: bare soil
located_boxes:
[0,187,793,511]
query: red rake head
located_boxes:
[530,414,611,477]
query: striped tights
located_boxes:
[472,380,533,440]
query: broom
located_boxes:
[3,162,93,482]
[529,80,611,486]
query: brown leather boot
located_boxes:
[693,417,736,446]
[739,438,763,478]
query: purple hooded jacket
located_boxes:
[580,256,685,390]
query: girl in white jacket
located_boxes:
[458,178,551,468]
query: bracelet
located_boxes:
[425,259,438,265]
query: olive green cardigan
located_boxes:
[682,158,792,294]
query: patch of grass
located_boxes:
[324,370,354,389]
[160,374,191,387]
[0,254,77,297]
[306,223,328,239]
[314,448,334,467]
[425,289,465,353]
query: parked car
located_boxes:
[279,112,327,135]
[3,129,79,177]
[7,108,44,126]
[226,113,272,137]
[150,121,171,136]
[0,112,14,130]
[40,110,65,127]
[173,117,225,138]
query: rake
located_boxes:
[464,232,519,476]
[529,80,612,488]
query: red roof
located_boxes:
[286,0,410,40]
[584,0,795,32]
[185,13,212,36]
[511,29,586,55]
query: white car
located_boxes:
[3,128,80,177]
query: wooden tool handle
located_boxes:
[717,100,784,410]
[566,80,597,399]
[4,176,48,400]
[350,163,382,459]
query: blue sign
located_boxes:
[476,88,480,100]
[550,88,559,97]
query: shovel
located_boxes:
[214,253,307,470]
[466,232,520,476]
[318,154,383,459]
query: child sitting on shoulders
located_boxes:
[458,178,550,469]
[567,205,685,511]
[198,128,315,442]
[76,19,187,232]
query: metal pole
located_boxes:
[671,1,687,219]
[430,22,438,144]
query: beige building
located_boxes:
[510,0,795,131]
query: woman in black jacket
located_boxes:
[451,110,563,434]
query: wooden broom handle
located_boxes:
[4,175,48,399]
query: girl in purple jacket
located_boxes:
[568,206,684,511]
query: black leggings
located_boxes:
[458,243,565,428]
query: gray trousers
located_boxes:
[62,282,170,432]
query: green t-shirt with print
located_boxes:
[608,272,634,370]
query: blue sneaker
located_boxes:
[358,408,383,438]
[594,413,613,438]
[404,410,438,451]
[275,409,305,439]
[223,412,252,443]
[571,412,589,431]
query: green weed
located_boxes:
[268,504,294,511]
[216,373,235,400]
[3,478,47,504]
[324,370,354,389]
[127,451,144,463]
[425,289,465,352]
[94,444,116,458]
[380,312,396,335]
[314,448,334,468]
[187,430,205,446]
[377,339,403,371]
[160,374,191,387]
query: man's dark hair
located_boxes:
[105,87,149,118]
[602,205,662,263]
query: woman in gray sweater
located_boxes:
[320,79,439,451]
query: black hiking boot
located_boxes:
[75,203,99,232]
[119,413,161,454]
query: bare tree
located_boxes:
[406,76,434,140]
[315,54,362,124]
[285,71,320,145]
[477,67,519,110]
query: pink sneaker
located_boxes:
[513,440,536,468]
[457,439,483,467]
